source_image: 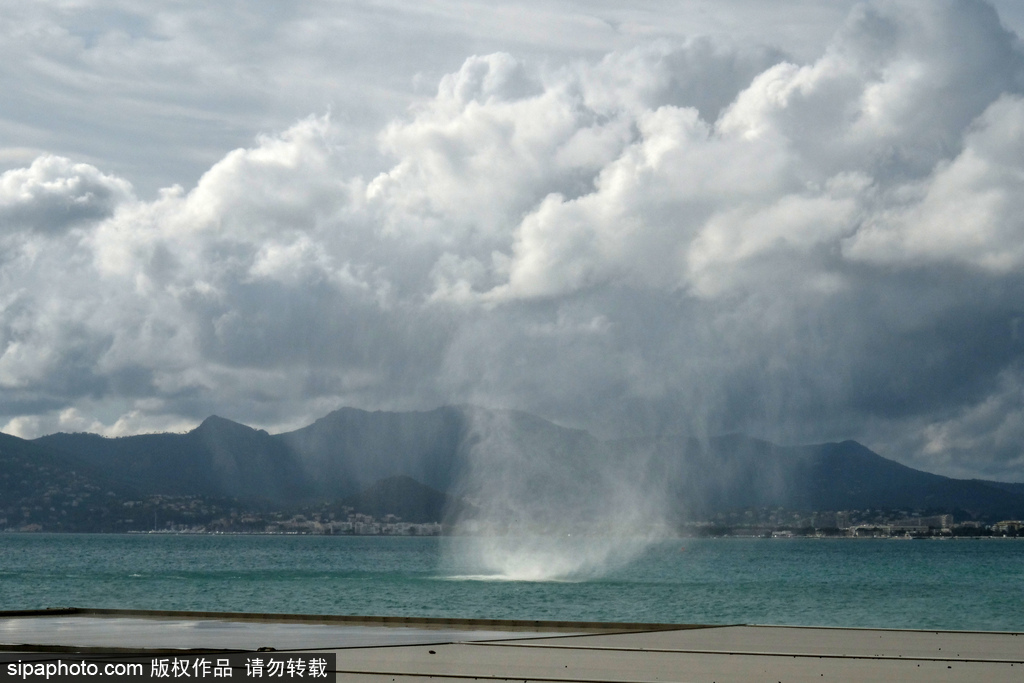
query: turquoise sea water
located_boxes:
[1,534,1022,631]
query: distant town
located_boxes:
[3,486,1021,537]
[685,509,1022,538]
[0,490,447,536]
[143,509,445,537]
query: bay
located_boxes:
[0,534,1021,632]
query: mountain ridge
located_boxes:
[22,406,1024,522]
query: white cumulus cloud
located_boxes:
[3,0,1024,480]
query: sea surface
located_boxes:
[1,534,1022,632]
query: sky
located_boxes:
[3,0,1024,482]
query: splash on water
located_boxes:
[444,408,670,582]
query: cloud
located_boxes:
[3,0,1024,481]
[0,156,132,234]
[844,94,1024,270]
[2,1,872,198]
[463,0,1024,303]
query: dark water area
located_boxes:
[0,534,1021,631]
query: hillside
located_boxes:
[333,475,460,523]
[36,416,311,503]
[19,406,1024,523]
[0,432,140,531]
[276,406,469,497]
[612,433,1024,521]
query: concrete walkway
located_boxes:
[1,609,1021,682]
[329,624,1024,682]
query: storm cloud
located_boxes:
[3,0,1024,480]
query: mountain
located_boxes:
[36,416,310,503]
[276,406,469,497]
[0,432,138,531]
[32,404,600,505]
[785,440,1024,518]
[334,475,461,523]
[977,480,1024,498]
[621,434,1024,521]
[21,406,1024,522]
[275,404,601,499]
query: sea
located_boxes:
[1,534,1022,632]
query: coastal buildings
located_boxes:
[689,509,1023,538]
